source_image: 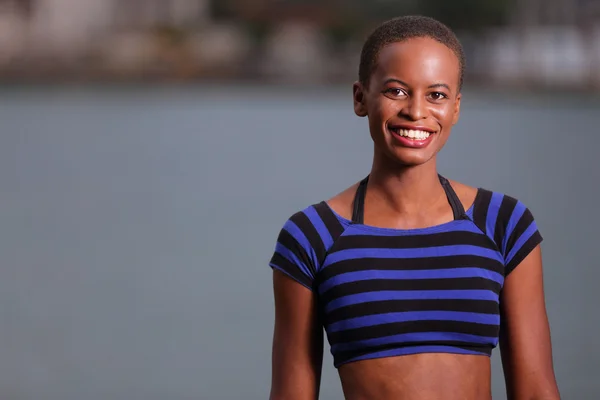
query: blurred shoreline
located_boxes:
[2,79,600,98]
[1,0,599,91]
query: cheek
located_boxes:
[368,97,397,120]
[431,103,456,125]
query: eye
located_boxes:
[429,92,448,101]
[383,88,407,98]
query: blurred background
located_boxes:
[1,1,598,399]
[0,0,599,87]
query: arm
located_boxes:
[270,270,323,400]
[499,245,560,400]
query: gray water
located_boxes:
[0,85,598,399]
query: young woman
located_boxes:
[268,16,560,400]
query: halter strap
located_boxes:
[351,174,466,224]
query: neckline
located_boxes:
[322,186,481,236]
[352,174,467,224]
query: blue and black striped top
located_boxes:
[269,176,543,367]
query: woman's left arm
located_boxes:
[499,245,561,400]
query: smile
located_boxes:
[388,126,437,148]
[390,128,432,140]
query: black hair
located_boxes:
[358,16,465,90]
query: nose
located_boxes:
[400,95,427,120]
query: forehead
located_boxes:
[372,37,460,89]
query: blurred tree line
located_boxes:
[209,0,515,42]
[138,0,516,81]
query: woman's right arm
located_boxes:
[270,269,324,400]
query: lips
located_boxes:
[388,125,436,148]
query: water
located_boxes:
[0,85,598,399]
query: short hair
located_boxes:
[358,16,466,90]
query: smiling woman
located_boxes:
[268,15,561,400]
[355,34,462,167]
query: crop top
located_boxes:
[268,175,543,368]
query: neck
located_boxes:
[368,152,446,215]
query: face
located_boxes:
[353,37,462,167]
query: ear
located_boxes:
[353,81,368,117]
[452,92,461,125]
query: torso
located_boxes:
[338,353,491,400]
[324,177,494,399]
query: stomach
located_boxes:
[337,353,492,400]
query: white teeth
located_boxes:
[395,129,431,140]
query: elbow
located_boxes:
[507,382,561,400]
[269,389,317,400]
[505,372,561,400]
[270,377,320,400]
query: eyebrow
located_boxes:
[384,78,451,91]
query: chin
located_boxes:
[394,153,435,167]
[382,148,437,167]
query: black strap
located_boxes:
[351,176,369,224]
[350,174,466,224]
[438,174,467,220]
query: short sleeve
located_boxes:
[269,211,319,291]
[502,201,543,275]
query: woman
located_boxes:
[268,16,560,400]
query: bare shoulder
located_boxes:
[446,178,479,211]
[325,181,361,221]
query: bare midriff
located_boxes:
[338,353,492,400]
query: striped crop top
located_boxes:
[269,175,543,367]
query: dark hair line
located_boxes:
[358,15,466,90]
